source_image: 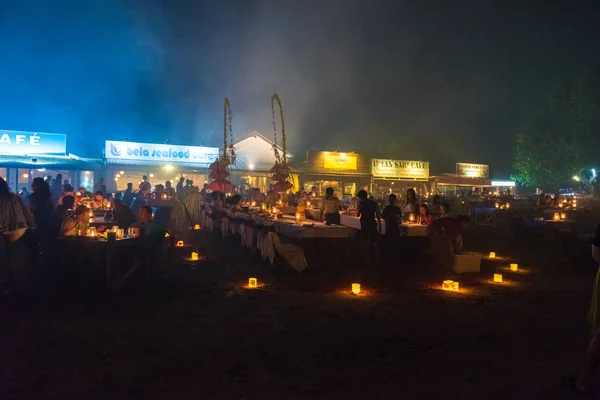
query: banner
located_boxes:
[371,159,429,180]
[323,153,357,170]
[456,163,489,178]
[0,129,67,155]
[105,141,220,164]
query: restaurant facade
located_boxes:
[430,162,492,195]
[371,158,430,198]
[229,131,297,194]
[300,151,371,198]
[103,140,220,193]
[0,129,101,192]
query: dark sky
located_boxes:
[1,0,599,177]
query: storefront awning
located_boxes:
[0,154,102,169]
[431,174,491,187]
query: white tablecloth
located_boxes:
[339,214,427,237]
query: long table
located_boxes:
[339,214,427,237]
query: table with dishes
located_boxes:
[201,205,352,272]
[339,214,428,237]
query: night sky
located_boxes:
[1,0,599,177]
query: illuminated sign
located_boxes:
[371,159,429,180]
[456,163,489,178]
[105,141,220,165]
[323,153,357,170]
[0,129,67,155]
[491,180,515,187]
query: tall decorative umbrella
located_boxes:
[209,97,235,192]
[270,93,293,198]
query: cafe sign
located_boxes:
[456,162,489,178]
[0,129,67,155]
[323,153,357,170]
[105,141,220,165]
[371,159,429,180]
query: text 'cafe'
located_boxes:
[103,140,220,192]
[0,129,101,192]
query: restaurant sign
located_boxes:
[371,159,429,180]
[0,129,67,155]
[323,153,357,170]
[456,162,489,178]
[105,141,220,164]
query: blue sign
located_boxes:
[0,129,67,155]
[105,141,220,165]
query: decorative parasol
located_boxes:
[208,97,235,193]
[270,93,292,199]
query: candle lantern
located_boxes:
[191,252,199,261]
[494,203,499,209]
[89,227,97,237]
[409,214,415,223]
[295,212,301,223]
[560,213,566,220]
[176,240,184,247]
[251,201,256,207]
[493,273,503,283]
[351,283,361,294]
[306,201,311,207]
[505,203,510,209]
[248,278,258,288]
[194,224,201,230]
[553,213,560,221]
[559,202,564,208]
[442,280,459,292]
[489,252,496,258]
[510,263,518,271]
[161,193,168,200]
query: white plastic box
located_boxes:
[453,251,482,274]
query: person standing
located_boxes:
[139,175,151,195]
[357,190,381,263]
[0,178,35,292]
[566,222,600,394]
[51,173,63,206]
[382,194,402,238]
[320,187,342,225]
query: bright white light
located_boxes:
[248,163,255,170]
[165,165,173,172]
[491,180,516,187]
[37,168,45,172]
[592,169,597,175]
[22,173,29,178]
[573,176,580,182]
[149,173,154,178]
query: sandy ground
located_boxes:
[0,224,598,400]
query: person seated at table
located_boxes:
[107,199,137,229]
[310,186,319,198]
[56,195,75,222]
[90,191,110,211]
[418,204,435,225]
[403,188,419,217]
[320,187,342,225]
[59,184,76,205]
[251,188,265,204]
[229,194,243,210]
[165,180,176,197]
[382,194,402,238]
[132,205,168,238]
[440,202,452,218]
[60,205,89,237]
[426,214,471,254]
[76,187,90,201]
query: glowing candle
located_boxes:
[442,280,459,292]
[505,203,510,209]
[494,203,499,209]
[161,193,168,200]
[295,212,301,223]
[560,213,566,220]
[493,273,503,283]
[409,214,415,223]
[510,263,518,271]
[351,283,361,294]
[194,224,200,230]
[553,213,560,221]
[489,252,496,259]
[191,252,199,261]
[251,201,256,207]
[176,240,184,247]
[307,201,311,207]
[164,232,170,238]
[248,278,258,288]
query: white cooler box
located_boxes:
[453,251,482,274]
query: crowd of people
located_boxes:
[0,174,171,292]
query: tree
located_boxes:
[512,66,600,192]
